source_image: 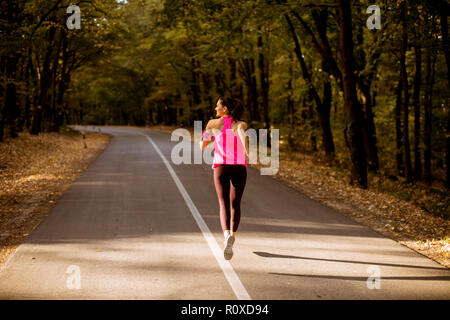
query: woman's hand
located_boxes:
[199,140,209,151]
[200,130,213,150]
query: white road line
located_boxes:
[140,132,251,300]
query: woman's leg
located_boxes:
[229,165,247,232]
[214,165,231,231]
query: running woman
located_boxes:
[199,96,249,260]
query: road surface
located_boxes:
[0,126,448,299]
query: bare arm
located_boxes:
[237,122,249,158]
[199,120,215,151]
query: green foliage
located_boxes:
[1,0,449,215]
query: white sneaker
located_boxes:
[224,234,235,260]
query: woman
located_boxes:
[199,96,249,260]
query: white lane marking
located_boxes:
[139,132,251,300]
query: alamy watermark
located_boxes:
[65,4,380,31]
[170,121,279,175]
[366,5,381,30]
[66,265,81,289]
[66,5,81,30]
[366,265,381,290]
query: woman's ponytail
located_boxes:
[231,98,244,121]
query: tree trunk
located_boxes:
[248,58,259,122]
[286,53,295,127]
[318,77,334,158]
[55,30,69,132]
[338,0,367,188]
[4,55,19,139]
[257,27,270,138]
[30,26,56,135]
[293,8,343,88]
[308,97,317,152]
[439,6,450,188]
[423,46,436,184]
[191,58,201,105]
[25,47,35,132]
[400,2,412,183]
[285,13,334,158]
[413,45,422,180]
[49,34,62,132]
[214,68,226,96]
[228,57,239,97]
[296,6,377,170]
[353,13,380,173]
[201,72,214,119]
[359,82,379,172]
[319,62,335,158]
[312,11,335,158]
[238,58,259,122]
[395,75,404,176]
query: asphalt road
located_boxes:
[0,126,448,299]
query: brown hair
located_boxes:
[218,96,244,121]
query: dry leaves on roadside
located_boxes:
[0,129,111,267]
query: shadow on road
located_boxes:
[253,251,448,271]
[269,272,450,281]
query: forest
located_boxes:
[1,0,449,192]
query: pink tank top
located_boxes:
[202,117,247,169]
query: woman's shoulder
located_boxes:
[206,118,221,129]
[237,120,247,130]
[206,118,247,130]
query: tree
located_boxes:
[337,0,367,188]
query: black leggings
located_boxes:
[213,164,247,232]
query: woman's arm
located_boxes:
[199,120,214,151]
[237,122,249,158]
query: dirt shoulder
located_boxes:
[0,128,111,268]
